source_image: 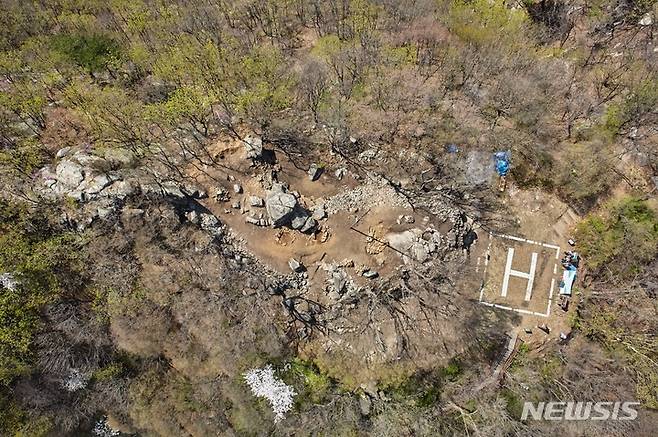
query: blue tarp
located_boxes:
[494,151,511,176]
[559,265,577,296]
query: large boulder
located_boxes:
[55,160,85,188]
[244,135,263,160]
[386,228,443,263]
[265,184,299,227]
[265,184,317,233]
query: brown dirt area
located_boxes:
[186,137,437,288]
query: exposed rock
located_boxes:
[103,148,136,167]
[358,149,377,162]
[147,181,186,198]
[232,201,241,209]
[362,269,378,279]
[55,160,85,188]
[411,243,430,263]
[323,263,354,298]
[102,180,135,199]
[265,184,299,227]
[96,207,115,219]
[300,217,317,234]
[331,269,347,295]
[215,187,230,202]
[122,208,144,222]
[245,215,260,225]
[334,167,347,180]
[339,258,354,268]
[291,213,309,230]
[639,13,653,26]
[308,163,322,181]
[182,184,208,199]
[186,210,201,224]
[323,174,409,214]
[386,230,417,253]
[0,273,18,291]
[72,151,103,168]
[288,258,304,273]
[359,396,372,416]
[244,135,263,160]
[312,204,327,220]
[56,147,71,159]
[386,228,445,263]
[200,213,222,235]
[233,183,242,194]
[76,174,113,196]
[249,196,264,207]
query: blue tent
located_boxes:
[493,151,511,176]
[559,265,577,296]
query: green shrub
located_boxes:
[576,197,658,276]
[92,362,125,382]
[51,33,119,72]
[447,0,528,47]
[0,201,82,386]
[603,78,658,136]
[500,388,524,420]
[440,360,463,381]
[284,359,333,405]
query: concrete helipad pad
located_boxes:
[478,233,561,317]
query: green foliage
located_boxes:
[234,46,294,124]
[576,197,658,276]
[509,343,530,370]
[511,148,554,188]
[440,360,463,381]
[500,388,524,420]
[379,366,457,409]
[384,44,418,66]
[284,358,333,405]
[0,79,48,130]
[447,0,528,47]
[0,201,82,386]
[92,362,125,382]
[603,78,658,136]
[64,81,150,149]
[312,35,343,59]
[51,33,120,73]
[347,0,381,37]
[0,391,52,437]
[567,303,581,329]
[0,138,48,177]
[539,356,562,382]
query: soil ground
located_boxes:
[187,137,440,290]
[188,137,584,346]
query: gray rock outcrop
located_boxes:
[244,135,263,160]
[265,183,299,227]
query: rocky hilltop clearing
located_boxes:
[0,1,657,436]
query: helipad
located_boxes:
[478,233,561,317]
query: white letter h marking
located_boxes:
[501,248,537,301]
